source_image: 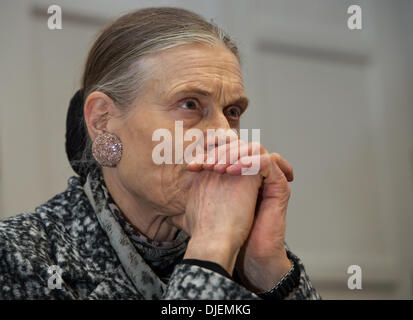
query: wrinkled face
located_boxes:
[108,43,249,215]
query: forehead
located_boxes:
[143,44,245,101]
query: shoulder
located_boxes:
[0,176,93,269]
[0,176,91,248]
[0,176,120,299]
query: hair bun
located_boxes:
[65,89,88,178]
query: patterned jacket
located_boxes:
[0,169,321,300]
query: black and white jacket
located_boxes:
[0,168,321,300]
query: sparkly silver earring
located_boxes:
[92,132,123,167]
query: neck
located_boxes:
[101,168,179,242]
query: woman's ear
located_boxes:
[84,91,117,141]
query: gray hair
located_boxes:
[71,7,241,177]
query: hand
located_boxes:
[192,140,294,292]
[167,149,263,275]
[235,151,294,292]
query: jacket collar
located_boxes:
[83,168,166,299]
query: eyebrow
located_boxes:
[171,87,250,109]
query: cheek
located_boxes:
[119,126,156,176]
[115,110,197,199]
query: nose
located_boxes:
[201,113,238,151]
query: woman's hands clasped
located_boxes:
[169,140,295,293]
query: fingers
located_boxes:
[186,141,294,182]
[212,141,263,173]
[271,153,294,182]
[261,153,293,184]
[225,153,294,183]
[205,140,247,171]
[186,140,245,171]
[187,140,266,171]
[186,153,207,171]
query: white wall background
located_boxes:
[0,0,412,299]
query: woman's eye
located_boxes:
[179,99,198,110]
[225,106,242,119]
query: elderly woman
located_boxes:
[0,7,320,300]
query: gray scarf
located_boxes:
[83,167,189,299]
